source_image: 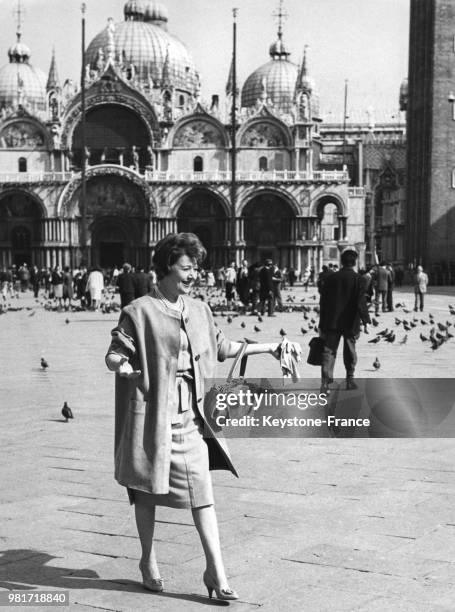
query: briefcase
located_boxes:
[307,336,324,366]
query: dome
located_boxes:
[124,0,147,21]
[241,58,298,113]
[86,11,197,92]
[8,40,31,63]
[0,34,46,110]
[144,1,169,27]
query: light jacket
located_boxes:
[106,289,237,495]
[414,271,428,293]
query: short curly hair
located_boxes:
[152,233,207,280]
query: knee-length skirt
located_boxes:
[128,381,214,509]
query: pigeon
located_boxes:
[368,336,381,343]
[394,318,402,326]
[257,315,263,322]
[437,323,447,332]
[227,316,233,324]
[254,325,261,332]
[61,402,74,422]
[41,358,49,370]
[373,357,381,370]
[385,332,396,343]
[28,311,36,317]
[377,328,390,337]
[300,327,308,334]
[279,328,286,337]
[65,318,70,324]
[420,319,427,325]
[399,334,408,344]
[372,318,379,327]
[420,333,428,341]
[241,321,246,328]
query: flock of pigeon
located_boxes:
[365,301,455,370]
[4,285,454,421]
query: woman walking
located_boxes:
[105,233,299,600]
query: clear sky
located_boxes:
[0,0,409,122]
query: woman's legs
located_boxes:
[192,505,229,588]
[134,491,160,578]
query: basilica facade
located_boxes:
[0,0,369,272]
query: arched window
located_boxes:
[18,157,27,172]
[193,156,203,172]
[259,156,268,171]
[179,95,185,107]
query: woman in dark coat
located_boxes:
[106,233,299,600]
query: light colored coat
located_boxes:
[414,271,428,294]
[106,290,237,495]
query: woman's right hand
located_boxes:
[118,361,142,379]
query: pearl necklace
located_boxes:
[155,286,184,313]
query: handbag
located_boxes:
[307,336,325,366]
[204,340,257,432]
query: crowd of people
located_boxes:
[0,262,158,311]
[0,260,429,315]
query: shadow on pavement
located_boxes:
[0,549,228,605]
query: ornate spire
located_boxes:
[106,18,116,63]
[161,45,171,88]
[8,0,30,64]
[272,0,288,42]
[225,56,239,97]
[46,47,60,92]
[295,45,312,96]
[269,0,290,60]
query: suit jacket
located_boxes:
[319,267,371,335]
[376,267,391,292]
[116,271,136,296]
[106,289,237,495]
[133,271,152,298]
[259,266,274,295]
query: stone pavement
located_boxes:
[0,286,455,611]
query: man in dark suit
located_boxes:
[134,266,153,298]
[116,263,136,308]
[318,249,370,392]
[259,259,275,316]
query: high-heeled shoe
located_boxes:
[203,570,239,600]
[139,563,164,592]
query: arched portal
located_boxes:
[0,191,44,266]
[242,193,294,265]
[72,104,151,169]
[91,217,134,269]
[176,191,228,268]
[314,196,346,264]
[66,175,150,268]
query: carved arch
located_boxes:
[0,188,47,218]
[170,112,229,148]
[57,165,157,217]
[310,193,347,218]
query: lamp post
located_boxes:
[229,8,238,264]
[80,3,88,266]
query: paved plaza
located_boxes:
[1,285,455,611]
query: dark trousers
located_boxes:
[320,330,359,382]
[259,291,274,316]
[414,291,424,311]
[386,288,394,312]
